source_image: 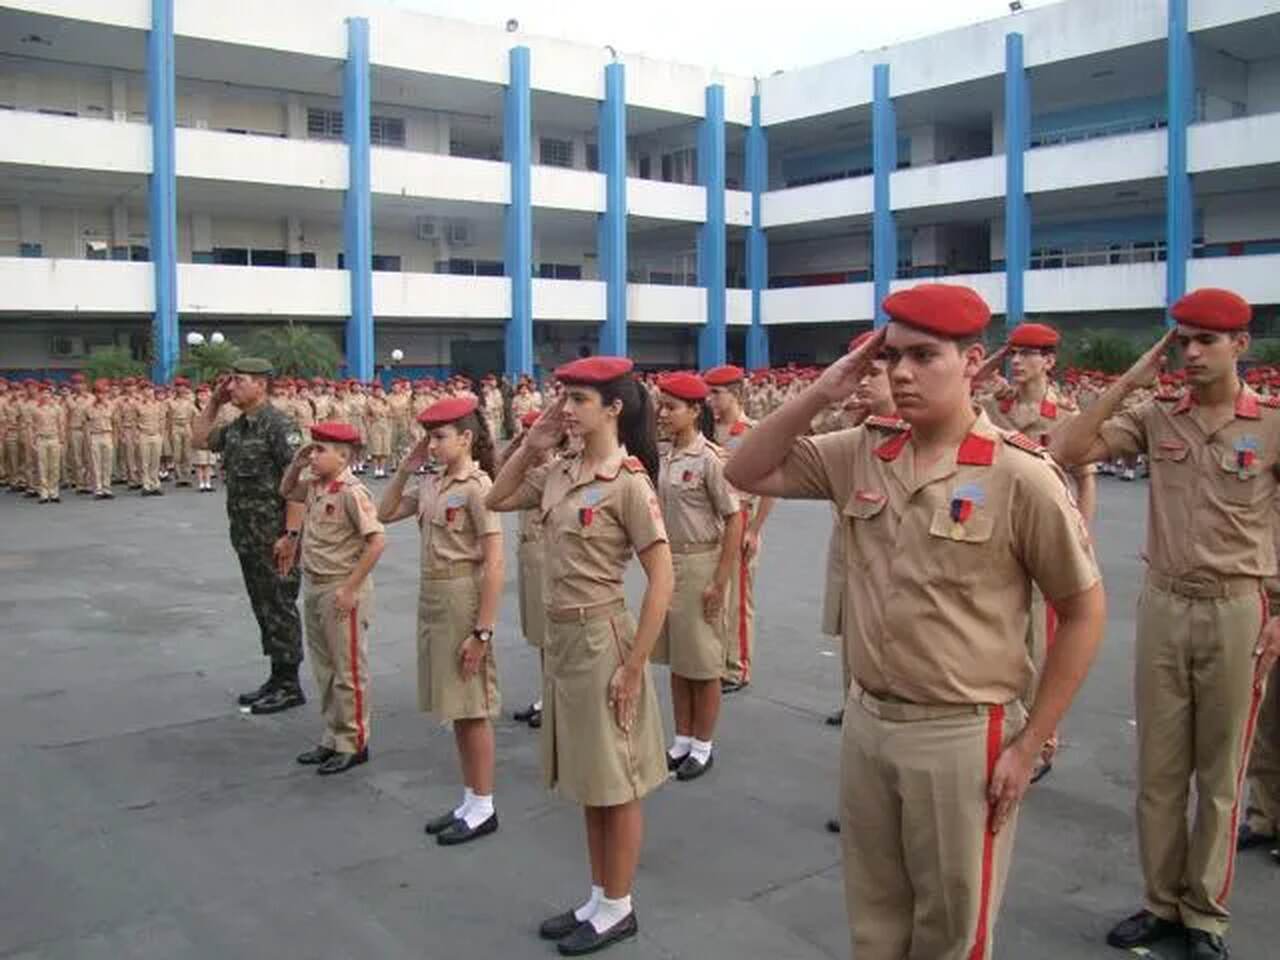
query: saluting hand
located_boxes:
[608,663,642,732]
[525,395,568,453]
[1255,616,1280,678]
[811,327,888,406]
[973,344,1011,390]
[1124,327,1178,389]
[988,731,1039,834]
[402,437,431,472]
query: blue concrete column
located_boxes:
[342,17,373,381]
[745,90,769,369]
[697,84,727,369]
[147,0,177,382]
[1166,0,1193,315]
[598,62,628,357]
[504,46,534,375]
[872,64,897,327]
[1004,33,1030,334]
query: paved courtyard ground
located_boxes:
[0,476,1274,959]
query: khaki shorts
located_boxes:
[517,539,547,649]
[416,572,500,722]
[653,548,725,680]
[543,606,667,807]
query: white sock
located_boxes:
[690,738,713,764]
[463,792,494,829]
[589,894,633,933]
[574,884,603,922]
[453,787,475,819]
[533,699,543,711]
[668,734,692,760]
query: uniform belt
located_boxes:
[36,433,59,440]
[423,560,480,580]
[547,598,626,624]
[670,541,719,555]
[1147,571,1262,600]
[853,684,995,722]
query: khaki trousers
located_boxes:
[303,579,373,754]
[139,433,162,491]
[125,432,141,485]
[724,507,759,684]
[171,427,192,482]
[0,434,11,484]
[841,690,1025,960]
[90,434,114,495]
[1135,577,1268,936]
[66,428,88,490]
[1244,663,1280,837]
[35,437,61,499]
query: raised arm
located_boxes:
[487,395,565,511]
[378,436,429,523]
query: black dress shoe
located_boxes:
[666,751,689,772]
[1186,928,1230,959]
[826,818,841,833]
[539,910,583,940]
[250,684,306,715]
[49,496,60,503]
[437,813,498,846]
[316,748,368,776]
[825,708,844,726]
[556,912,638,956]
[296,745,337,765]
[721,679,748,694]
[1237,822,1276,851]
[424,810,460,835]
[1030,761,1053,785]
[675,753,713,782]
[528,708,542,728]
[1106,909,1183,949]
[513,703,538,722]
[237,676,276,707]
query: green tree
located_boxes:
[245,324,341,378]
[177,341,242,384]
[1057,329,1156,374]
[83,345,146,381]
[1250,339,1280,366]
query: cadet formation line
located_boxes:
[3,282,1280,960]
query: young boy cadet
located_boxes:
[280,422,386,776]
[725,283,1106,960]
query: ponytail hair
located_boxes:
[454,412,497,479]
[597,374,660,486]
[697,400,716,443]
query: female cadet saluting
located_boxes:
[652,372,742,780]
[487,356,674,957]
[377,396,505,847]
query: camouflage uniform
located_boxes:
[209,401,305,668]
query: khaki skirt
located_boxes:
[653,548,725,680]
[367,421,392,457]
[191,448,213,466]
[543,607,667,807]
[517,539,548,649]
[417,571,501,722]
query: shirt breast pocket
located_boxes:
[842,491,892,564]
[231,440,270,477]
[925,508,996,585]
[1215,448,1268,505]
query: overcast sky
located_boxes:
[389,0,1058,76]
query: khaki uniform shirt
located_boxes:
[87,398,115,434]
[716,416,760,514]
[657,433,740,545]
[118,398,139,432]
[31,401,63,440]
[135,399,165,436]
[311,395,335,421]
[1099,387,1280,579]
[301,467,383,580]
[366,396,391,424]
[400,464,502,571]
[777,409,1099,706]
[168,396,197,428]
[66,395,92,431]
[387,392,410,423]
[509,447,668,610]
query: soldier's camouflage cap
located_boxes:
[232,357,274,375]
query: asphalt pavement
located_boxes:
[0,473,1274,959]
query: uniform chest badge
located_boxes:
[444,492,465,523]
[949,483,985,539]
[1234,436,1259,478]
[579,486,602,527]
[325,502,336,516]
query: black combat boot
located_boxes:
[250,663,306,715]
[236,662,278,706]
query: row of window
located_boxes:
[306,108,407,148]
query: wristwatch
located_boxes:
[472,628,494,644]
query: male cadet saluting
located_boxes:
[193,358,308,715]
[726,283,1105,960]
[1053,288,1280,960]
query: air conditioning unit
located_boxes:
[51,335,85,358]
[416,216,440,241]
[447,221,471,246]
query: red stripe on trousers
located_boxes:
[1215,590,1268,905]
[968,704,1005,960]
[348,609,366,753]
[737,509,751,682]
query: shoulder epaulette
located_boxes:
[1155,391,1181,402]
[865,415,909,431]
[1003,432,1047,457]
[729,421,749,437]
[622,455,645,473]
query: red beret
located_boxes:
[311,422,361,444]
[703,364,745,386]
[174,376,190,386]
[418,395,478,426]
[657,371,709,402]
[71,372,86,382]
[1008,323,1060,349]
[520,410,541,428]
[882,283,990,338]
[848,331,877,352]
[1170,288,1251,331]
[94,378,111,389]
[555,356,634,384]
